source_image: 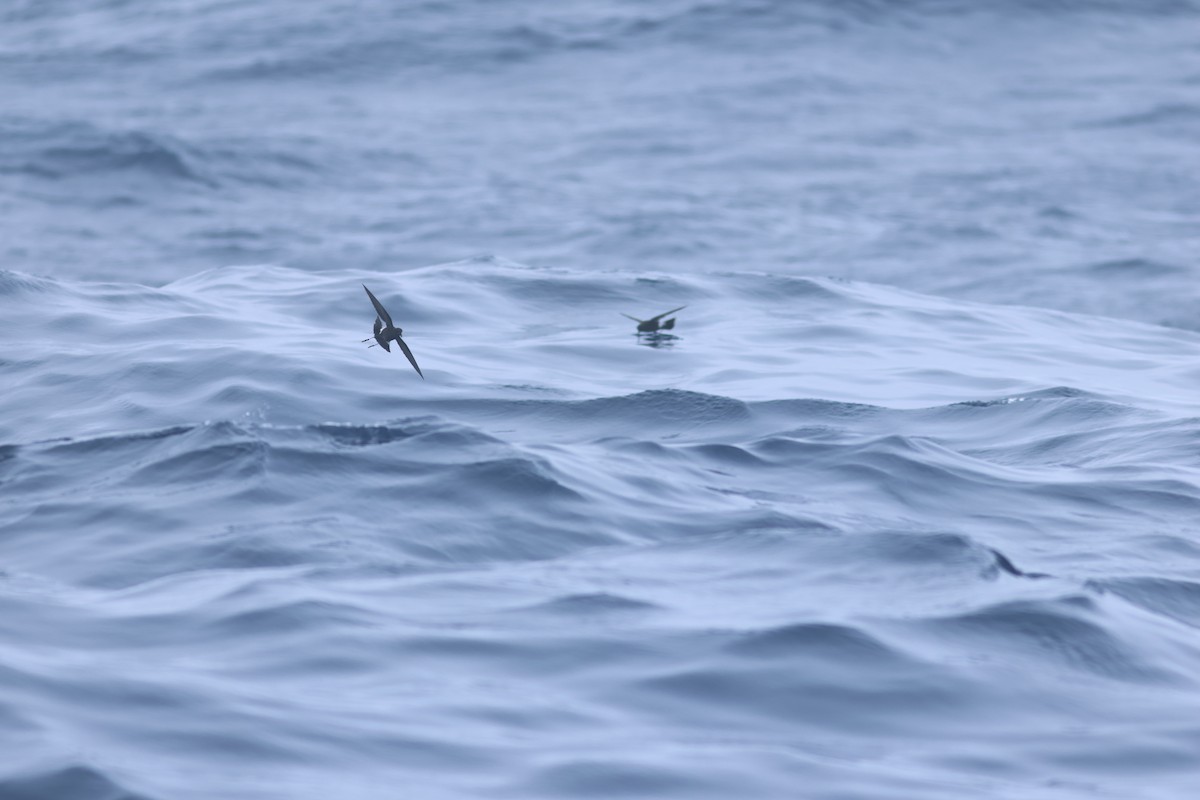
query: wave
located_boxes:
[6,0,1200,790]
[0,116,327,201]
[0,765,151,800]
[0,118,212,186]
[5,261,1200,797]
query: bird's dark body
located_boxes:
[623,306,686,333]
[362,284,424,379]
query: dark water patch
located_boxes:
[204,140,324,189]
[123,436,268,489]
[748,433,832,461]
[664,506,835,542]
[915,595,1180,684]
[1089,102,1200,130]
[1096,577,1200,628]
[1085,257,1186,278]
[0,269,56,295]
[188,527,336,574]
[1135,533,1200,560]
[753,397,885,423]
[0,422,270,505]
[602,0,927,47]
[392,632,524,666]
[0,119,215,187]
[406,424,510,452]
[309,421,424,448]
[1034,734,1200,777]
[0,765,152,800]
[804,435,1017,512]
[523,592,662,617]
[120,360,193,385]
[727,622,914,667]
[43,131,209,184]
[846,531,1047,580]
[260,442,426,485]
[910,391,1144,447]
[0,444,18,471]
[0,593,193,652]
[1039,477,1200,518]
[602,438,682,460]
[966,428,1108,469]
[202,598,375,639]
[860,531,979,565]
[948,386,1110,409]
[0,499,180,545]
[197,13,612,84]
[684,442,765,467]
[520,758,730,800]
[586,390,750,426]
[442,457,584,503]
[439,390,754,436]
[37,425,195,456]
[396,632,652,679]
[636,659,976,738]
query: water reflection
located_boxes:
[635,332,679,349]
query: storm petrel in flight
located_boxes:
[362,284,424,379]
[622,306,686,333]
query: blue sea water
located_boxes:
[4,2,1200,798]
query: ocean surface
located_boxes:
[3,2,1200,799]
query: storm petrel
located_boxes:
[362,284,424,379]
[622,305,686,333]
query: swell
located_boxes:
[5,384,1198,592]
[0,765,152,800]
[0,117,322,195]
[5,263,1200,797]
[0,118,212,186]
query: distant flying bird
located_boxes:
[622,305,686,333]
[361,284,424,379]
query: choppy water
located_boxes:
[4,2,1200,799]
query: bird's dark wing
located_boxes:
[620,313,646,323]
[373,318,382,336]
[395,336,424,379]
[363,284,395,329]
[649,305,686,322]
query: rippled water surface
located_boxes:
[4,2,1200,799]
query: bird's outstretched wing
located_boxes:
[620,313,646,323]
[363,284,395,329]
[395,336,424,379]
[648,305,686,322]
